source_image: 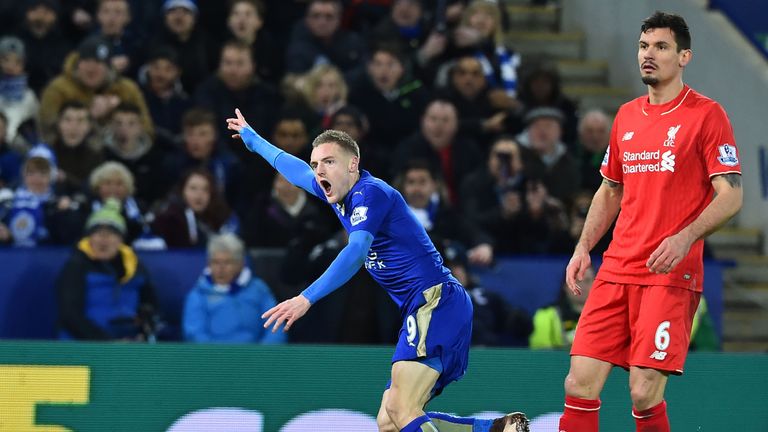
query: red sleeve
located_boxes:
[600,111,623,183]
[700,103,741,177]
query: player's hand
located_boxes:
[468,243,493,266]
[261,295,311,333]
[226,108,251,140]
[646,232,694,274]
[565,247,591,296]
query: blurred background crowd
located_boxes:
[2,0,719,349]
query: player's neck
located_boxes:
[646,79,684,105]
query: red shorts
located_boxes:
[570,281,701,374]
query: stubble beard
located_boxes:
[641,75,659,85]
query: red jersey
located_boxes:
[599,85,740,291]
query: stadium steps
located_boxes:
[709,228,768,352]
[504,6,630,114]
[506,4,560,32]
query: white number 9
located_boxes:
[406,315,417,344]
[654,321,671,351]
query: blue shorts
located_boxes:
[389,281,473,397]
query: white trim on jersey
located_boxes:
[708,170,742,178]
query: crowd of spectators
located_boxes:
[0,0,618,346]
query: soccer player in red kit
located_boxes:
[558,11,743,432]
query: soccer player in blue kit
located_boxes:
[227,109,528,432]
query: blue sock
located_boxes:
[402,414,439,432]
[427,411,494,432]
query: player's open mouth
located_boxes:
[320,179,332,195]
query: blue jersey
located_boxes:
[312,170,457,309]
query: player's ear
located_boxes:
[349,156,359,173]
[679,49,692,67]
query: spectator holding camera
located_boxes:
[182,233,286,343]
[56,197,158,340]
[460,135,568,254]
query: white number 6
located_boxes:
[654,321,671,351]
[406,315,417,344]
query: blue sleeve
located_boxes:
[301,230,374,304]
[182,288,211,342]
[240,127,319,197]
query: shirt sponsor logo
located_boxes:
[365,250,386,270]
[663,125,681,147]
[622,150,675,174]
[622,131,634,141]
[717,143,739,167]
[350,206,368,226]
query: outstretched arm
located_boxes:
[227,109,318,196]
[261,230,374,332]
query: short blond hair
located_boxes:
[89,161,135,195]
[312,129,360,158]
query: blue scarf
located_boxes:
[0,74,28,102]
[6,187,51,247]
[476,46,520,97]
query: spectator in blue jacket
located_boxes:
[56,197,158,340]
[183,233,285,343]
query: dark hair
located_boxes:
[112,102,142,117]
[228,0,264,17]
[312,129,360,158]
[182,107,216,129]
[58,100,89,116]
[177,167,232,230]
[641,11,691,51]
[401,158,440,181]
[330,105,366,130]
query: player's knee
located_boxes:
[384,392,416,427]
[376,411,397,432]
[563,372,599,399]
[629,381,662,410]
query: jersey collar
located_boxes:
[641,84,691,117]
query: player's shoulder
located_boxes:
[684,87,728,115]
[350,171,396,204]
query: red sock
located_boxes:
[633,400,670,432]
[559,395,600,432]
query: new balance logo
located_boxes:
[650,350,668,360]
[622,131,634,141]
[660,150,675,172]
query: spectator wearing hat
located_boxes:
[14,0,73,95]
[56,197,158,340]
[0,36,39,148]
[38,35,154,141]
[149,0,216,93]
[516,106,581,203]
[138,45,193,149]
[183,233,286,343]
[284,0,367,76]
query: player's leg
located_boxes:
[386,360,440,431]
[626,285,700,432]
[629,366,669,432]
[376,390,399,432]
[560,280,632,432]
